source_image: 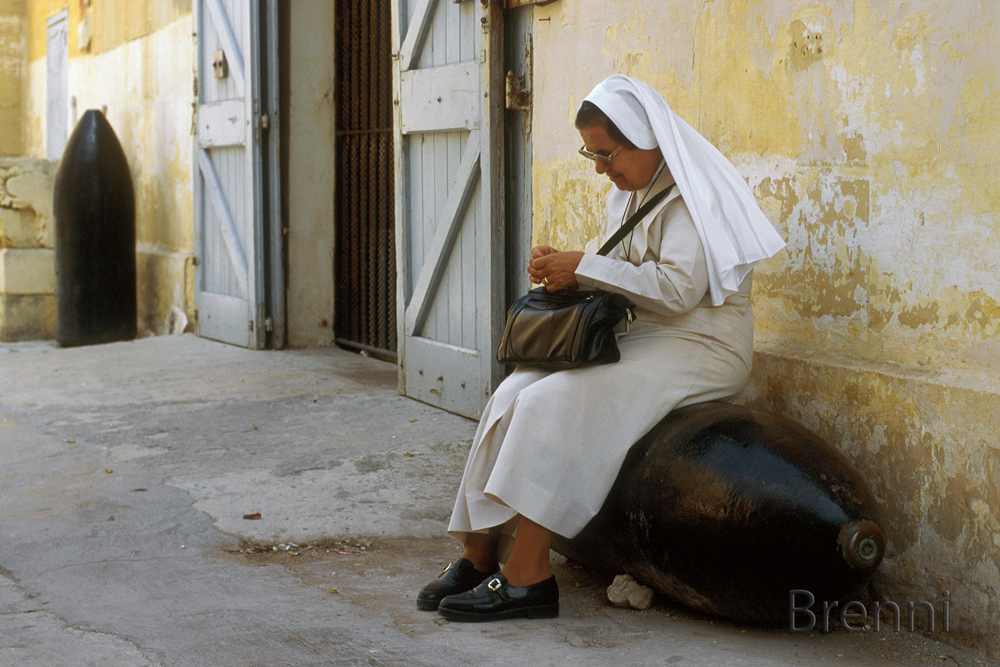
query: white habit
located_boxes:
[448,166,755,538]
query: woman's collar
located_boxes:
[642,160,674,198]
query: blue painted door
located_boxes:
[193,0,282,348]
[392,0,505,418]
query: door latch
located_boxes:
[213,50,229,79]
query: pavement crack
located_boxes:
[36,555,175,575]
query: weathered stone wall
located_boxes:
[23,1,193,337]
[531,0,998,659]
[0,158,56,340]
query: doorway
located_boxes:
[333,0,396,360]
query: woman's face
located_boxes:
[579,124,664,192]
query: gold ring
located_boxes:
[542,277,550,285]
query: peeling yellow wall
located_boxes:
[535,0,999,374]
[23,1,193,336]
[25,0,190,62]
[744,349,1000,658]
[533,0,998,660]
[0,0,27,157]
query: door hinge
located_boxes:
[260,114,270,130]
[506,71,531,111]
[264,317,273,333]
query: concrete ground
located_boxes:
[0,334,995,667]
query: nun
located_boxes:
[418,74,786,622]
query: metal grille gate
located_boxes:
[334,0,396,358]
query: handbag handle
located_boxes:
[596,183,676,257]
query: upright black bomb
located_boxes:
[54,110,136,347]
[552,401,886,623]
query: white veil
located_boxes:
[585,75,785,306]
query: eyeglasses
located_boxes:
[578,144,622,165]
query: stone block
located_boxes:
[0,159,57,247]
[3,166,55,219]
[0,247,55,294]
[0,293,54,341]
[0,205,34,246]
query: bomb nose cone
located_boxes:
[839,520,885,571]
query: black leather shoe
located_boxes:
[437,572,559,622]
[417,558,493,611]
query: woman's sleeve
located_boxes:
[574,198,710,316]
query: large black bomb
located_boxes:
[54,110,136,346]
[552,402,885,623]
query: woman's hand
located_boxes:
[528,247,584,292]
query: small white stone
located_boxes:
[606,573,654,610]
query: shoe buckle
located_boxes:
[487,577,503,592]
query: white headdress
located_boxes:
[585,75,785,306]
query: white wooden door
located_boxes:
[392,0,505,419]
[193,0,281,348]
[46,11,68,161]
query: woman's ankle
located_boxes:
[459,537,499,573]
[498,516,552,586]
[499,561,551,587]
[459,551,498,573]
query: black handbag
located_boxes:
[497,184,675,371]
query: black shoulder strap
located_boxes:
[596,183,676,257]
